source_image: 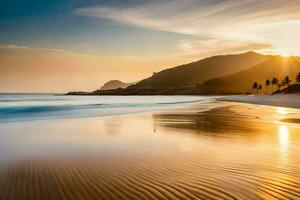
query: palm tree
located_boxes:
[258,84,262,94]
[278,83,282,91]
[296,73,300,84]
[265,79,270,93]
[252,82,258,95]
[281,79,286,88]
[283,76,291,88]
[271,77,278,93]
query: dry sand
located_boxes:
[0,101,300,199]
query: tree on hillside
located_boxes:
[258,84,262,94]
[281,80,286,88]
[283,76,291,88]
[252,82,258,95]
[296,73,300,84]
[271,77,278,93]
[278,83,282,91]
[265,79,270,93]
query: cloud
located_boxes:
[0,44,30,49]
[170,39,272,62]
[0,44,73,54]
[178,40,194,52]
[76,0,300,55]
[76,0,300,36]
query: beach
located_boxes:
[0,97,300,199]
[220,94,300,109]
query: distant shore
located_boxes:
[66,83,300,96]
[66,89,300,110]
[65,90,300,109]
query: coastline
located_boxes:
[64,92,300,110]
[219,94,300,109]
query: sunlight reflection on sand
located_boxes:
[0,101,300,199]
[278,124,289,162]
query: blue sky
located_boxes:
[0,0,195,56]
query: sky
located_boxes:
[1,0,300,93]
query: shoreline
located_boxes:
[218,94,300,109]
[3,94,300,125]
[63,93,300,111]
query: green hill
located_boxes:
[100,80,136,90]
[67,52,300,95]
[130,51,270,89]
[199,56,300,94]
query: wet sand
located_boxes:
[0,101,300,199]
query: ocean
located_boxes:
[0,94,300,199]
[0,94,214,122]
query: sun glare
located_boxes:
[277,107,288,116]
[277,49,292,57]
[278,125,289,162]
[279,125,289,145]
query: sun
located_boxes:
[277,49,292,57]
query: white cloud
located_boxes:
[0,44,73,54]
[0,44,30,49]
[178,40,194,52]
[76,0,300,55]
[76,0,300,35]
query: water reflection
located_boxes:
[1,103,300,199]
[277,107,289,115]
[278,124,289,162]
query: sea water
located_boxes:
[0,94,214,122]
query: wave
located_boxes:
[0,105,72,114]
[0,98,70,102]
[0,95,211,121]
[158,99,210,105]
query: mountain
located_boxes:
[100,80,135,90]
[67,52,300,95]
[199,56,300,94]
[130,51,270,89]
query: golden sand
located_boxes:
[0,101,300,199]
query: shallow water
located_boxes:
[0,101,300,199]
[0,94,212,122]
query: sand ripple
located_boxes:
[0,154,300,200]
[1,103,300,199]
